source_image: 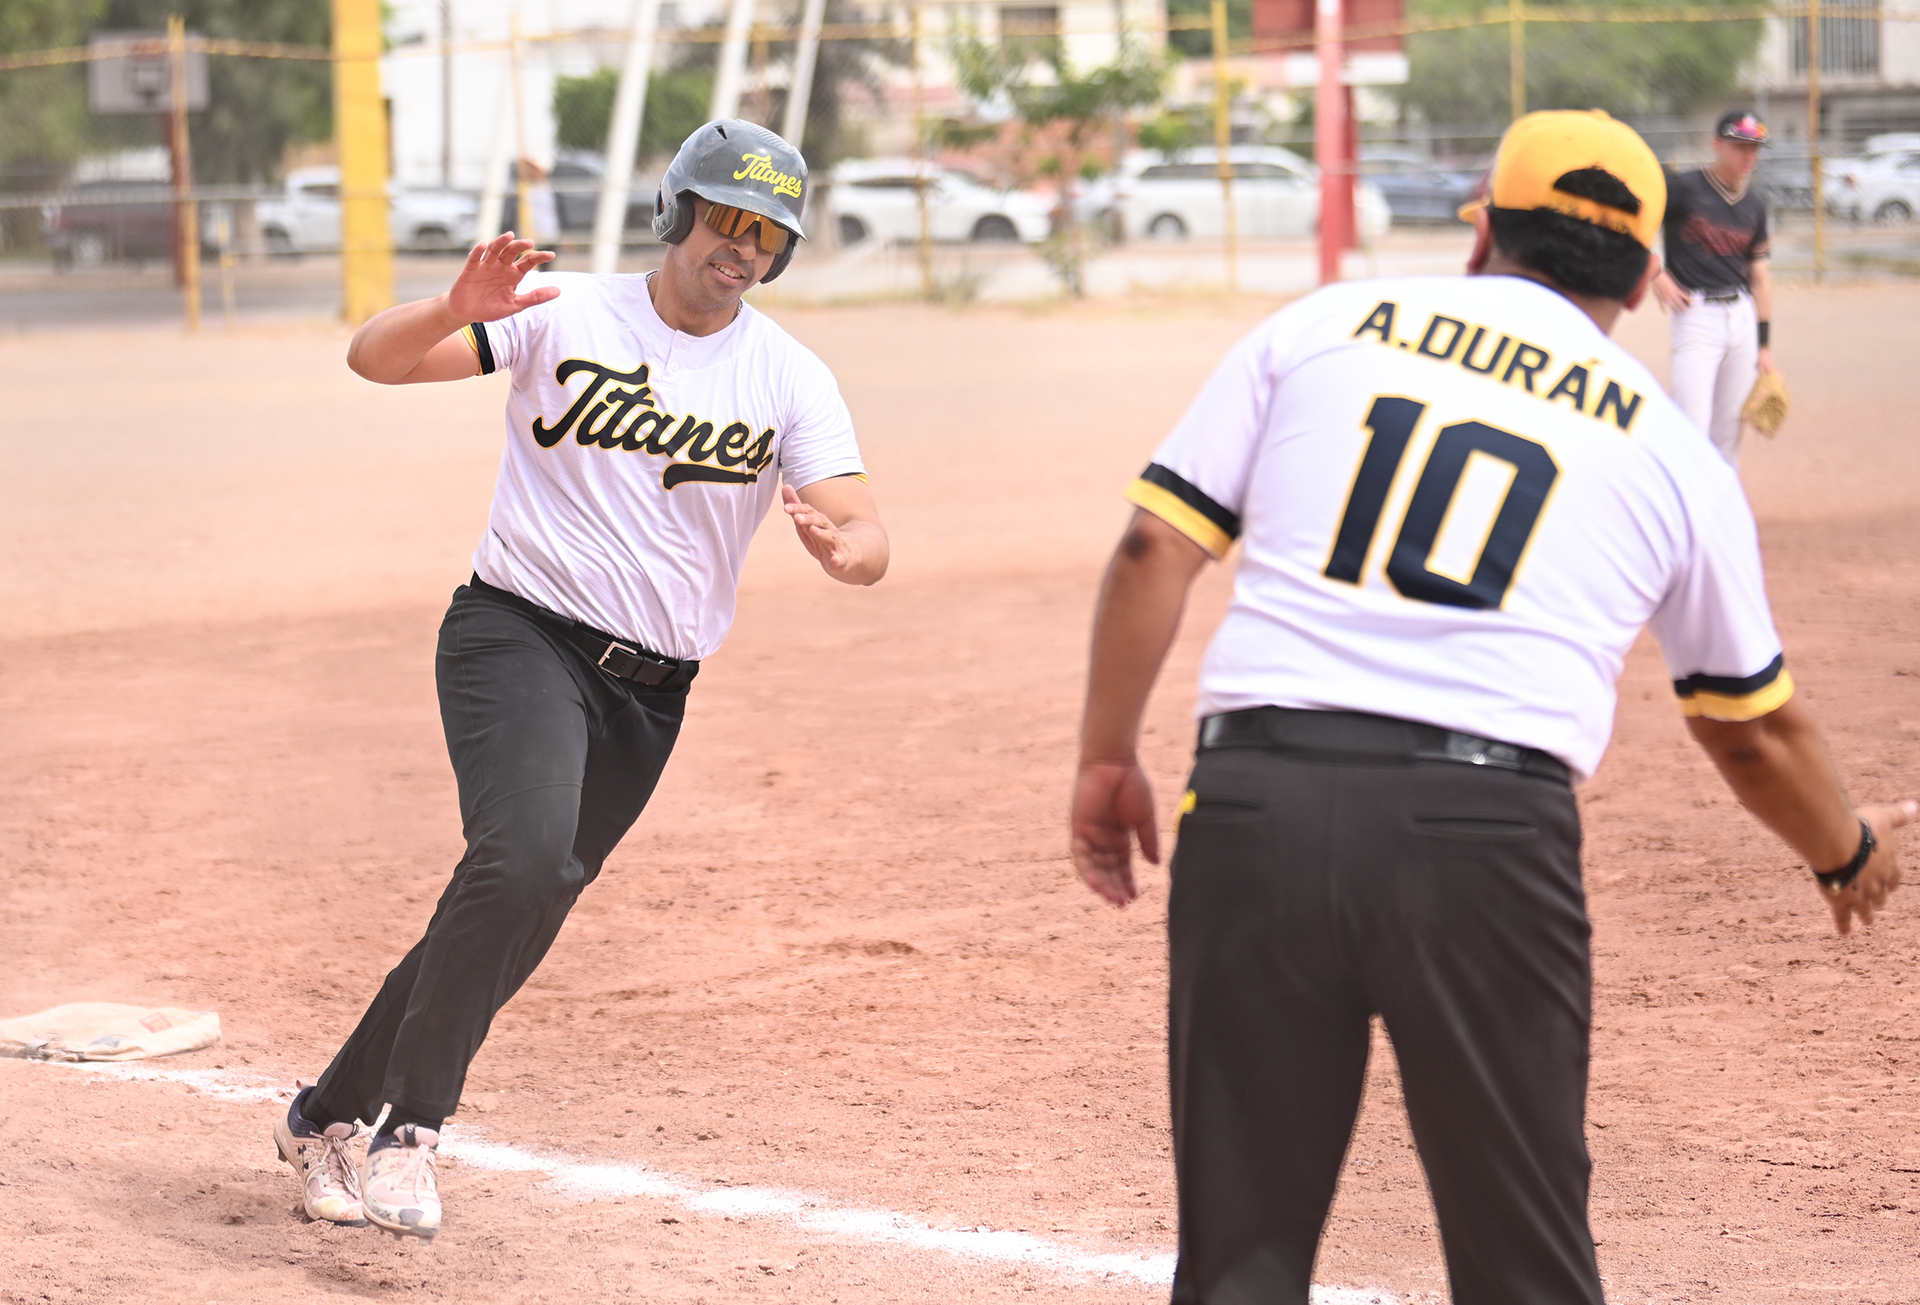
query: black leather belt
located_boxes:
[1198,706,1569,786]
[466,574,698,689]
[1698,289,1744,303]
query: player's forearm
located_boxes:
[347,294,465,384]
[1686,694,1861,870]
[1079,514,1208,765]
[1749,262,1773,326]
[829,518,889,586]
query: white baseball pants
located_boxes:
[1667,292,1757,466]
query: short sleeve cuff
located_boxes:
[1674,654,1793,720]
[1125,463,1240,558]
[463,323,496,375]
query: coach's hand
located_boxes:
[1070,760,1159,907]
[1651,270,1693,313]
[1822,799,1916,935]
[448,232,559,322]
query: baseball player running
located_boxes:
[272,120,887,1239]
[1651,110,1776,466]
[1070,110,1911,1304]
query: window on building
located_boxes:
[1791,5,1881,76]
[999,5,1061,60]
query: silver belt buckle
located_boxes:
[598,639,638,668]
[1441,731,1526,771]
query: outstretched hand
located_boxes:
[1069,760,1160,907]
[1823,798,1916,935]
[782,484,858,578]
[446,232,558,322]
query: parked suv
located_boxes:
[1092,147,1392,242]
[258,166,480,255]
[828,160,1051,245]
[44,179,177,267]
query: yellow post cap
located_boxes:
[1458,110,1666,250]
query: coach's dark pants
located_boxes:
[308,581,687,1131]
[1168,721,1600,1305]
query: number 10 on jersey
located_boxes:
[1323,396,1559,611]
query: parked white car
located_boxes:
[1827,148,1920,223]
[258,166,480,254]
[828,159,1051,245]
[1097,146,1391,243]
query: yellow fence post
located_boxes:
[167,14,201,333]
[334,0,392,324]
[1509,0,1525,119]
[911,0,934,302]
[1213,0,1236,293]
[1807,0,1824,282]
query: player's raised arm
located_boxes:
[345,233,557,385]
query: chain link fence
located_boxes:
[1,2,1916,320]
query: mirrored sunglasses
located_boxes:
[703,202,791,255]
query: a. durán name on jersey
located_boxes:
[531,356,777,490]
[1352,299,1645,434]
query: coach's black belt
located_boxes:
[1697,289,1745,304]
[1198,706,1570,786]
[466,574,699,689]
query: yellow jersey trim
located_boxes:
[1126,479,1233,558]
[1678,668,1795,721]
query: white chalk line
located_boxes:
[41,1059,1407,1304]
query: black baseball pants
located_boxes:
[308,580,689,1132]
[1167,714,1601,1305]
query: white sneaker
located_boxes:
[273,1085,367,1226]
[361,1123,441,1240]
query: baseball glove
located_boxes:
[1742,369,1790,438]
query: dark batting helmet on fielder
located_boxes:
[653,119,809,284]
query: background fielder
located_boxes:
[1652,109,1777,466]
[272,120,888,1241]
[1071,111,1911,1304]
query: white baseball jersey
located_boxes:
[1129,274,1790,781]
[463,271,865,660]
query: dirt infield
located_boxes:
[2,282,1918,1304]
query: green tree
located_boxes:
[554,2,906,174]
[103,0,332,182]
[1164,0,1251,60]
[0,0,110,188]
[1397,0,1764,128]
[553,64,716,162]
[764,0,911,172]
[950,34,1170,294]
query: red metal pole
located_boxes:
[1315,0,1349,284]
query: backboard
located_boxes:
[89,30,209,115]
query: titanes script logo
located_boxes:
[532,358,775,489]
[734,153,803,198]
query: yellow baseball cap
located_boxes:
[1458,109,1666,250]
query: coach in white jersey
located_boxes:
[271,121,887,1241]
[1070,111,1912,1304]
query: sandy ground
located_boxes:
[2,281,1919,1304]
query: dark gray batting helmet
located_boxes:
[653,119,808,283]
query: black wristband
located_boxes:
[1757,320,1771,347]
[1813,819,1875,894]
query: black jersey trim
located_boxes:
[1138,464,1241,541]
[467,322,497,375]
[1673,653,1793,720]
